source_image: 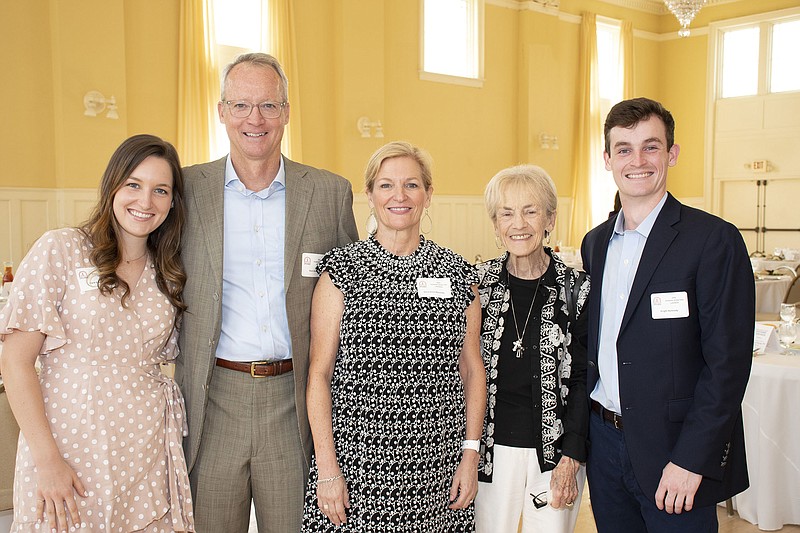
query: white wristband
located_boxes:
[462,439,480,452]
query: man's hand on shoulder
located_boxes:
[655,461,702,514]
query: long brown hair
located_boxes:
[80,134,187,313]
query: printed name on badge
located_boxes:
[75,266,100,294]
[416,277,452,298]
[301,253,324,278]
[651,291,689,319]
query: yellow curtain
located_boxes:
[269,0,302,161]
[621,20,634,99]
[568,13,601,248]
[177,0,218,166]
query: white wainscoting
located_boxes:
[353,195,575,264]
[1,189,576,268]
[2,189,714,269]
[0,188,97,265]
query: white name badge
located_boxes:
[75,267,100,293]
[416,277,452,298]
[301,253,324,278]
[650,291,689,319]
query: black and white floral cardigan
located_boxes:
[476,248,590,482]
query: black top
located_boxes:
[493,263,554,448]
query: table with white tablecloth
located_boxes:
[754,276,793,316]
[730,351,800,530]
[751,259,800,274]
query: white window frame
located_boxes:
[703,6,800,213]
[711,7,800,100]
[210,0,270,160]
[419,0,484,88]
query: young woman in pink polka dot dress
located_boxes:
[0,135,194,532]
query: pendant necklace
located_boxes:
[124,251,147,264]
[509,275,542,358]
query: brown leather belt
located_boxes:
[215,358,293,378]
[592,400,623,430]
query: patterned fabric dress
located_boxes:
[0,228,193,532]
[301,236,478,532]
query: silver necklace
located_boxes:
[509,275,542,358]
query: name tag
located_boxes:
[75,267,100,293]
[753,323,780,354]
[416,277,452,298]
[651,291,689,319]
[301,253,324,278]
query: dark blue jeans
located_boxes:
[587,411,718,533]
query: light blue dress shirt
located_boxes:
[591,193,668,414]
[216,156,292,362]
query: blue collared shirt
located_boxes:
[216,156,292,362]
[591,193,668,414]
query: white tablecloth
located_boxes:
[755,276,793,315]
[731,351,800,530]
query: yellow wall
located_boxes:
[2,0,797,200]
[1,0,56,189]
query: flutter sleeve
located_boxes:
[0,230,72,353]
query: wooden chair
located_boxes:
[783,275,800,307]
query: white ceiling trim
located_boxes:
[486,0,732,40]
[599,0,741,14]
[487,0,742,16]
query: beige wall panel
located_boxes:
[717,180,759,251]
[713,133,800,179]
[20,200,53,257]
[0,188,95,266]
[57,190,98,228]
[715,99,764,132]
[763,94,800,130]
[354,194,574,266]
[718,180,758,228]
[0,201,12,263]
[763,178,800,233]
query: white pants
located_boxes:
[475,444,586,533]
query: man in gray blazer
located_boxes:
[175,53,358,532]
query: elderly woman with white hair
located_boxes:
[474,164,590,533]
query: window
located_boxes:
[718,14,800,98]
[770,19,800,93]
[592,21,623,228]
[720,27,759,98]
[421,0,483,86]
[211,0,269,159]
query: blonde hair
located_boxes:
[364,141,433,193]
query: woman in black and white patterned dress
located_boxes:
[301,141,486,532]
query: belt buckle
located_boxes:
[613,415,621,430]
[250,360,269,378]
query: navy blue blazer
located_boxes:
[580,193,754,507]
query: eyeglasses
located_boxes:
[222,100,287,119]
[530,491,547,510]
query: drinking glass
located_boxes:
[780,303,797,323]
[778,322,797,354]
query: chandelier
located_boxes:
[663,0,708,37]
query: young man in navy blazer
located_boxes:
[580,97,754,532]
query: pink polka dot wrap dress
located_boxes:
[0,228,194,532]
